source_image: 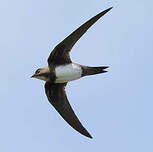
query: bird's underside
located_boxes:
[32,7,112,138]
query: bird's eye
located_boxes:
[35,69,40,74]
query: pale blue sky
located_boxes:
[0,0,153,152]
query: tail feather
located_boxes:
[82,66,109,76]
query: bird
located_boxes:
[31,7,112,139]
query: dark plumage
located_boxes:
[31,7,112,138]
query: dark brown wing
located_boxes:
[44,82,92,138]
[48,7,113,66]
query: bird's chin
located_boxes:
[34,76,49,82]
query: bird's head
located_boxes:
[31,66,50,81]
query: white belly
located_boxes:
[55,63,82,83]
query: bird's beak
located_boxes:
[31,74,36,78]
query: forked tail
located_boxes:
[82,66,109,76]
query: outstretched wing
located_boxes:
[44,82,92,138]
[48,7,113,66]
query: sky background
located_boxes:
[0,0,153,152]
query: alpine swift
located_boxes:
[31,7,112,138]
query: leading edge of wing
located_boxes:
[59,7,113,50]
[48,7,113,66]
[44,82,92,138]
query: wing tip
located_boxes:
[79,128,93,139]
[107,7,113,10]
[96,7,113,19]
[104,7,113,13]
[87,133,93,139]
[82,132,93,139]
